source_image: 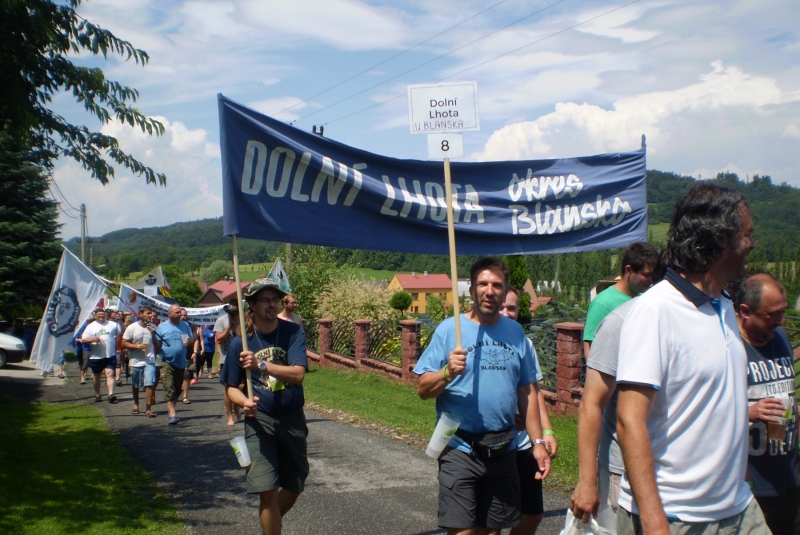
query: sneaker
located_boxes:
[190,378,199,385]
[168,416,179,425]
[108,394,118,404]
[116,379,123,387]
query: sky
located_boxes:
[50,0,800,240]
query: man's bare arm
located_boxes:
[617,384,669,535]
[570,368,616,521]
[417,347,466,400]
[520,382,551,480]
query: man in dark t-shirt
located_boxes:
[221,278,308,534]
[736,273,799,535]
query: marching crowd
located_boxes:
[60,183,798,535]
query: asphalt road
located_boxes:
[0,360,569,534]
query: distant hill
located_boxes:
[66,169,800,278]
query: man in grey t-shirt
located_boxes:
[215,299,241,426]
[570,299,635,533]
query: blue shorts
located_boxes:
[88,357,117,374]
[130,363,157,389]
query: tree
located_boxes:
[1,0,166,185]
[389,291,412,315]
[199,260,234,284]
[285,246,340,324]
[426,295,453,323]
[161,265,202,308]
[0,132,61,318]
[504,255,532,324]
[316,276,396,325]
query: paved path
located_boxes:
[0,360,569,534]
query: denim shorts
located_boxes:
[130,363,157,388]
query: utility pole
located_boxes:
[80,204,86,263]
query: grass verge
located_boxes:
[303,364,578,494]
[0,398,183,535]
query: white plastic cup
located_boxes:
[425,412,460,459]
[230,436,251,467]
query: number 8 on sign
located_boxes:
[427,133,464,159]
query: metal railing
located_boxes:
[304,320,319,352]
[329,319,354,359]
[524,321,558,391]
[367,321,402,366]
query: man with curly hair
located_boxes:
[616,183,769,534]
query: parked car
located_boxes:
[0,332,27,368]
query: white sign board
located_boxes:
[407,82,479,135]
[427,133,464,159]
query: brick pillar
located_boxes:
[400,320,421,381]
[318,318,332,366]
[354,320,370,367]
[554,322,585,413]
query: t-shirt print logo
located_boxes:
[480,348,513,370]
[255,346,288,391]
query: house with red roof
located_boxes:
[198,279,250,307]
[387,272,452,314]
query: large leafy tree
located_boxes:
[0,0,166,185]
[0,132,61,318]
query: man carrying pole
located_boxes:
[414,256,551,535]
[221,277,308,535]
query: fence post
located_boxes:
[354,320,370,368]
[318,318,332,366]
[553,321,585,413]
[400,320,421,381]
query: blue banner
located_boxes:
[219,94,647,255]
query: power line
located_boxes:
[295,0,571,124]
[111,157,221,228]
[49,177,80,214]
[323,0,641,127]
[278,0,514,120]
[47,185,79,219]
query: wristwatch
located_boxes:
[258,359,267,372]
[531,439,547,447]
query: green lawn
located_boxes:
[0,399,183,535]
[303,364,578,493]
[648,222,669,245]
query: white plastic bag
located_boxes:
[559,509,604,535]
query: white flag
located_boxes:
[268,258,292,294]
[119,284,226,326]
[30,248,108,372]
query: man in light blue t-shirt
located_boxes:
[414,256,551,534]
[155,304,192,425]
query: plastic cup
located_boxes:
[181,334,190,346]
[767,397,792,442]
[230,436,251,467]
[425,412,460,459]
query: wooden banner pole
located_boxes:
[443,157,462,348]
[231,235,254,401]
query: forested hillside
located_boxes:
[67,169,800,302]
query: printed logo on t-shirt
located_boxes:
[466,340,517,371]
[748,355,797,458]
[255,346,287,391]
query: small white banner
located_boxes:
[407,81,479,135]
[427,133,464,159]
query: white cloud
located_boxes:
[237,0,408,51]
[474,62,800,163]
[53,118,222,240]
